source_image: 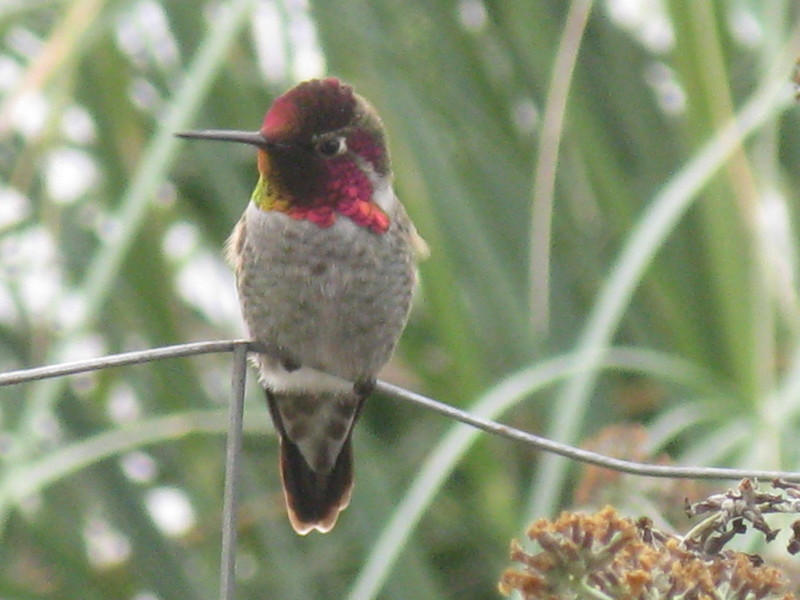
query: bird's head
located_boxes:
[178,78,392,232]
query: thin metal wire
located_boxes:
[2,340,799,483]
[0,340,255,386]
[376,381,800,482]
[220,344,247,600]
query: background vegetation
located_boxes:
[1,0,800,598]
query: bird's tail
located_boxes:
[278,430,353,534]
[264,388,365,534]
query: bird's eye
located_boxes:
[315,136,346,158]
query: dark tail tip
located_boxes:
[279,435,354,534]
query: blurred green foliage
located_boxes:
[1,0,800,598]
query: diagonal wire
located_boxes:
[376,381,800,482]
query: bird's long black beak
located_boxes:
[175,129,273,149]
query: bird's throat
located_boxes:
[251,173,390,234]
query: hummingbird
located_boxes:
[178,78,426,534]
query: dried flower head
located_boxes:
[499,505,794,600]
[685,479,800,556]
